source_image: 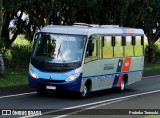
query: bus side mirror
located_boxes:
[86,41,94,57]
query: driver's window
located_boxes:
[85,35,98,63]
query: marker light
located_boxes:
[65,73,80,82]
[29,64,39,79]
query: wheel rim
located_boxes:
[82,85,87,97]
[121,80,125,91]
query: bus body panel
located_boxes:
[81,56,144,92]
[127,56,144,85]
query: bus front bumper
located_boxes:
[28,75,82,92]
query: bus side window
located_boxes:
[114,36,123,57]
[102,36,113,58]
[85,36,98,63]
[134,36,143,56]
[125,36,134,57]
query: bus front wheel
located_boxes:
[79,84,88,99]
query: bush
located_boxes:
[4,45,32,68]
[3,35,32,68]
[145,44,160,63]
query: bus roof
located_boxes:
[41,24,144,36]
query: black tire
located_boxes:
[37,89,47,96]
[79,84,88,99]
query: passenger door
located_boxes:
[83,34,101,91]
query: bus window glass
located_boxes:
[114,36,123,57]
[115,36,122,46]
[103,36,113,58]
[135,36,141,45]
[135,36,143,56]
[125,36,133,56]
[85,36,98,62]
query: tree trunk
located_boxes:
[2,10,23,49]
[146,37,156,63]
[44,0,54,26]
[0,0,3,40]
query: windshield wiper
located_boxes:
[57,43,62,58]
[57,43,68,67]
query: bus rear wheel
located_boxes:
[118,78,125,92]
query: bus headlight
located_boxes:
[65,73,80,82]
[29,69,39,79]
[29,64,39,79]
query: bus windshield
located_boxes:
[33,33,87,64]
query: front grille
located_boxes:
[39,78,65,83]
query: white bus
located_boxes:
[28,23,145,98]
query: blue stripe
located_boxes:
[82,70,143,79]
[117,59,123,72]
[112,75,120,87]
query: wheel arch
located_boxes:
[85,79,92,92]
[123,74,128,85]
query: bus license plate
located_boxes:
[46,85,56,90]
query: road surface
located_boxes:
[0,74,160,118]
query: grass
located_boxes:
[144,115,160,118]
[144,63,160,71]
[0,68,28,88]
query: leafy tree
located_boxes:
[22,0,54,40]
[0,0,2,40]
[1,0,160,63]
[1,0,54,49]
[143,0,160,62]
[2,0,27,49]
[126,0,160,63]
[0,0,5,75]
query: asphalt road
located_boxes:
[0,71,160,118]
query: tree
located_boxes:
[0,0,5,75]
[1,0,160,63]
[127,0,160,63]
[143,0,160,62]
[0,0,2,40]
[24,0,54,40]
[1,0,54,49]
